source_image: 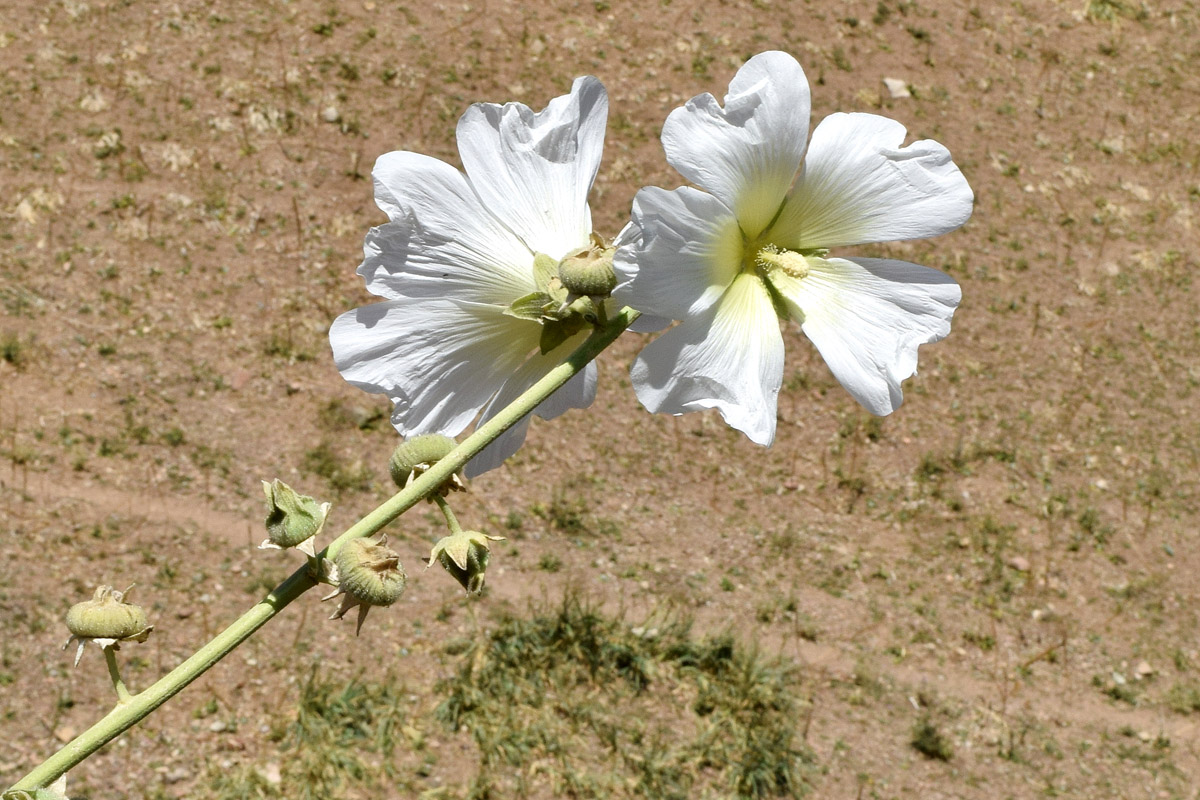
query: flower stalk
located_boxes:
[103,648,133,706]
[5,306,638,795]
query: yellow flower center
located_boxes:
[754,245,810,280]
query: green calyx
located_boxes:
[66,585,148,640]
[503,237,614,356]
[389,434,464,493]
[261,479,329,549]
[428,530,505,594]
[334,537,407,608]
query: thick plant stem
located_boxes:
[6,306,638,796]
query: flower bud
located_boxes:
[388,434,464,494]
[324,536,407,634]
[260,479,329,552]
[428,530,505,594]
[558,244,617,298]
[63,585,153,666]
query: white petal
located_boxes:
[661,51,811,239]
[612,186,742,321]
[364,151,535,304]
[631,273,784,445]
[770,113,973,249]
[329,298,541,437]
[457,76,607,260]
[466,331,596,477]
[767,256,961,415]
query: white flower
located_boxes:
[330,78,610,476]
[613,52,974,445]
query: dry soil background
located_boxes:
[2,0,1200,798]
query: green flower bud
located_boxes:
[388,434,464,494]
[260,479,329,552]
[428,530,505,594]
[558,241,616,298]
[325,537,407,634]
[63,585,153,666]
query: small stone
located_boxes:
[1135,660,1155,678]
[1007,556,1030,572]
[257,763,282,785]
[209,720,228,733]
[165,767,191,784]
[320,106,341,123]
[54,726,76,743]
[882,77,911,98]
[230,369,253,391]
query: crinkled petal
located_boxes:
[466,331,596,477]
[770,113,973,250]
[612,220,671,332]
[766,256,961,415]
[457,76,607,260]
[364,151,536,304]
[631,273,783,445]
[662,51,811,239]
[329,298,541,437]
[613,186,742,321]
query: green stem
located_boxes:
[102,648,132,706]
[433,495,465,535]
[7,306,639,795]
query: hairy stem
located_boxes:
[6,307,639,794]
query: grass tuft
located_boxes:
[436,595,815,798]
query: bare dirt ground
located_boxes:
[2,0,1199,798]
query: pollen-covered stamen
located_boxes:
[755,245,811,279]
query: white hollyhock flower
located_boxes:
[614,51,973,445]
[330,78,610,476]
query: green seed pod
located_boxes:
[388,434,460,491]
[262,479,328,549]
[428,530,505,594]
[558,245,617,298]
[334,538,407,608]
[65,585,148,640]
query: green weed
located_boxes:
[436,596,815,798]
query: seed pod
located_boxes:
[388,434,464,494]
[558,244,617,298]
[66,585,148,640]
[63,585,153,666]
[335,538,407,608]
[325,537,407,635]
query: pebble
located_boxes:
[1007,555,1030,572]
[320,106,341,123]
[883,77,911,98]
